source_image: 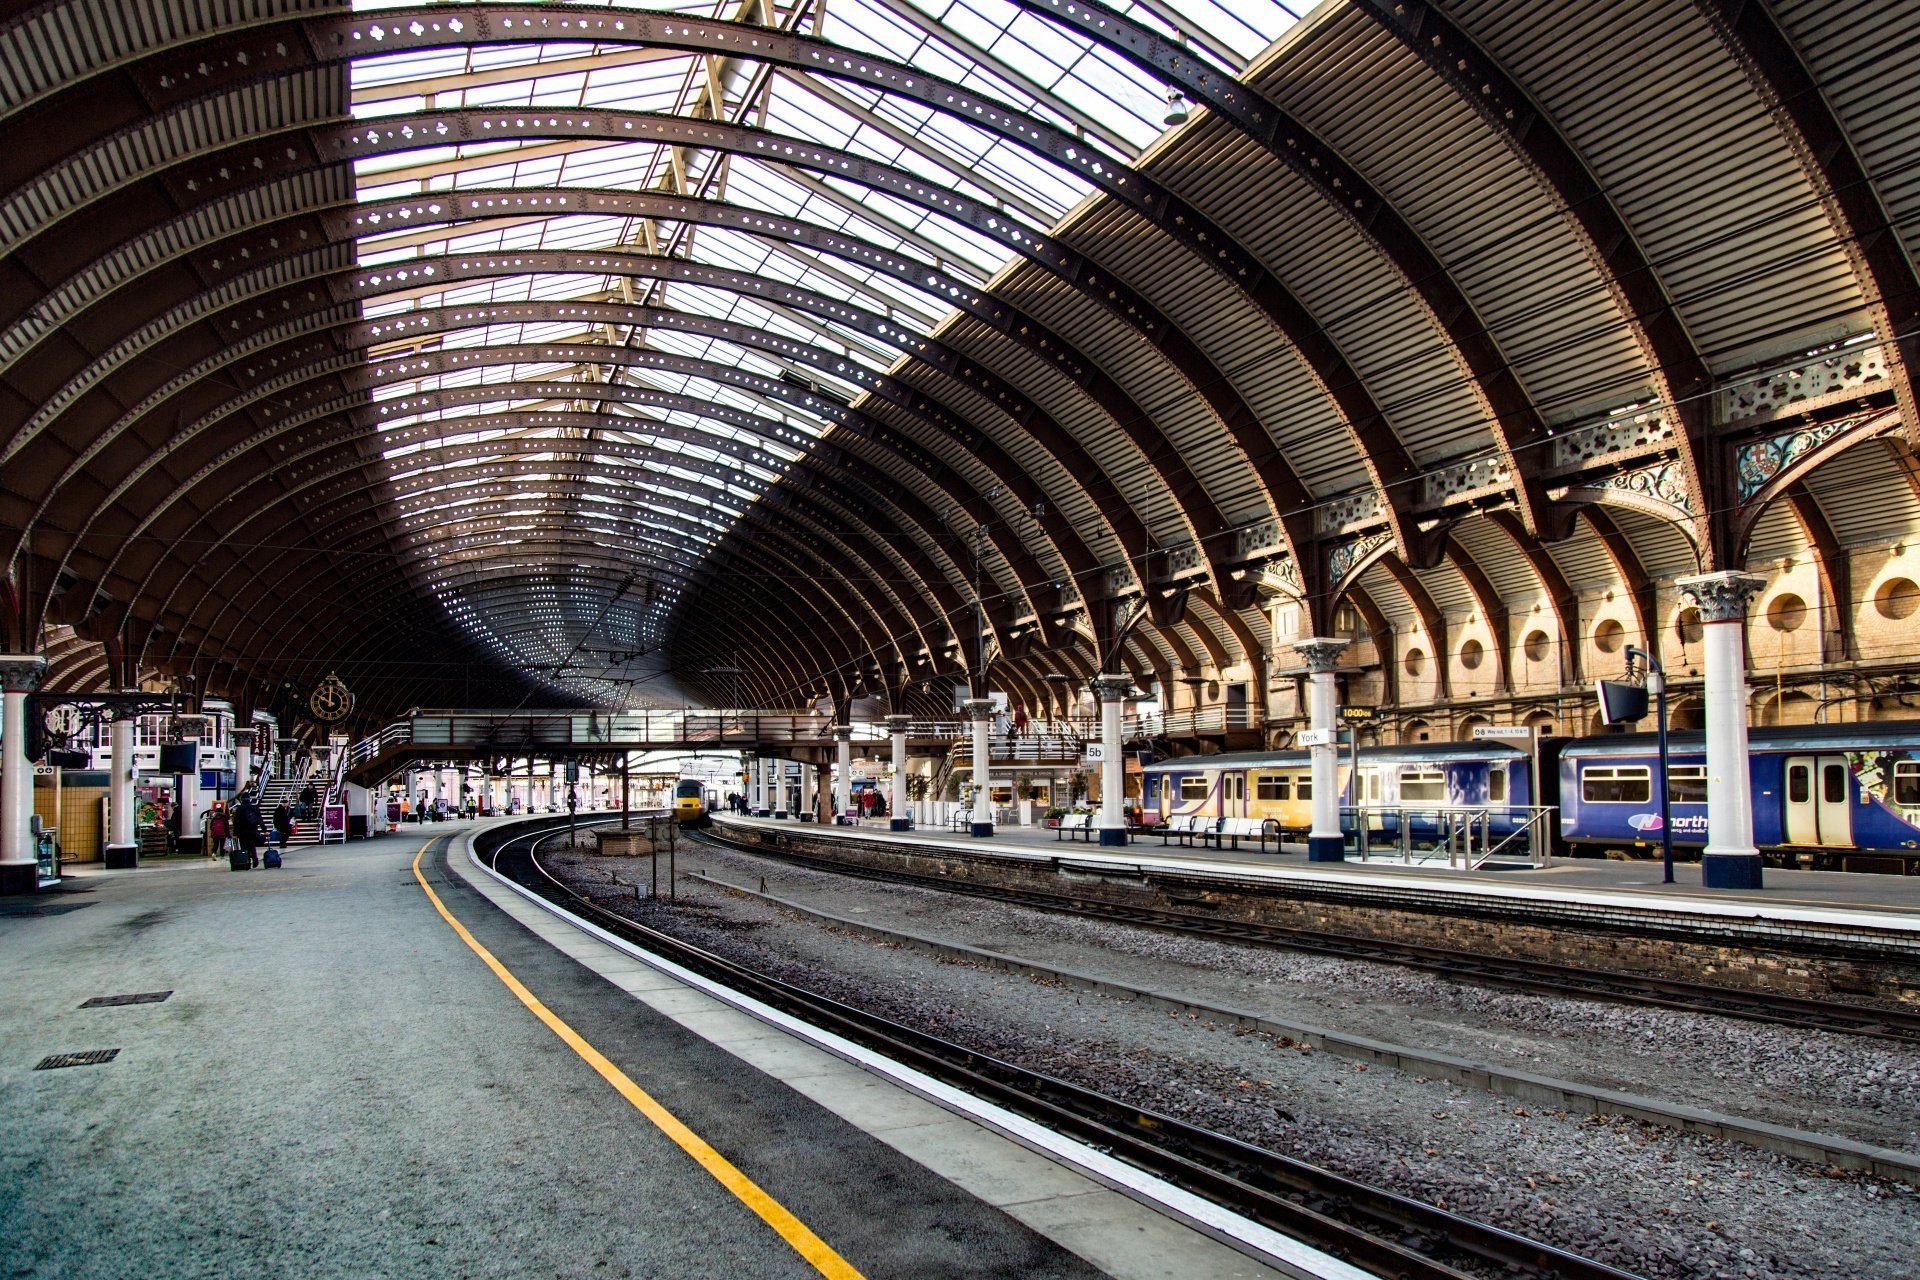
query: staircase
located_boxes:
[257,771,324,846]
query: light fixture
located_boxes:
[1162,87,1190,127]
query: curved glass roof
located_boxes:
[346,0,1300,702]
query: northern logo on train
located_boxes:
[307,672,355,724]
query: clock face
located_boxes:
[308,675,353,723]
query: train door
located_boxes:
[1783,756,1852,846]
[1221,772,1246,817]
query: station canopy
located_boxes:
[1,0,1914,725]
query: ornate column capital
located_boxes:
[965,698,995,721]
[1674,572,1767,623]
[831,724,853,741]
[1291,637,1348,673]
[0,654,47,694]
[1091,674,1132,702]
[883,714,911,733]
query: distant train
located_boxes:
[1141,723,1920,874]
[671,778,713,827]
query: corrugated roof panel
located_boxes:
[1061,201,1370,499]
[1355,561,1418,627]
[1147,121,1487,468]
[1253,7,1651,424]
[1414,559,1476,615]
[1744,501,1807,567]
[996,263,1272,530]
[1450,517,1544,607]
[1446,0,1867,371]
[1774,0,1920,273]
[1801,438,1920,550]
[1608,506,1702,581]
[1549,518,1630,589]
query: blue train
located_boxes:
[1141,723,1920,873]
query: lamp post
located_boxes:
[1624,645,1676,885]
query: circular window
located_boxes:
[1675,608,1703,646]
[1876,577,1920,621]
[1523,630,1550,663]
[1404,647,1427,678]
[1460,638,1485,670]
[1766,593,1806,632]
[1594,618,1625,654]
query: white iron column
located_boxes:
[885,715,911,831]
[1294,638,1349,862]
[1676,572,1767,889]
[0,656,48,893]
[1093,675,1131,846]
[234,740,252,799]
[832,725,852,824]
[772,757,789,819]
[966,698,994,836]
[109,712,136,853]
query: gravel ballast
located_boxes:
[545,839,1920,1280]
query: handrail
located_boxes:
[1343,805,1556,869]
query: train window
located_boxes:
[1400,769,1445,802]
[1488,767,1507,803]
[1823,764,1847,805]
[1787,765,1810,805]
[1255,774,1291,801]
[1667,765,1707,804]
[1895,762,1920,806]
[1180,776,1210,801]
[1582,766,1651,803]
[1295,775,1312,801]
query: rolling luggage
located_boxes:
[263,848,282,869]
[229,848,250,871]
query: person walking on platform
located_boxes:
[233,797,263,869]
[1013,702,1029,738]
[297,780,318,821]
[203,802,229,861]
[272,800,293,851]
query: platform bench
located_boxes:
[1211,816,1279,853]
[1156,814,1208,847]
[1054,813,1096,841]
[947,809,973,833]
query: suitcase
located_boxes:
[263,848,282,869]
[229,848,250,871]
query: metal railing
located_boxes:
[1344,805,1556,869]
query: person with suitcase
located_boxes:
[231,796,263,869]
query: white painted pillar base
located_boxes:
[1294,638,1349,862]
[1094,676,1130,846]
[0,656,49,892]
[885,715,911,830]
[109,713,136,856]
[833,726,853,824]
[966,698,994,836]
[1676,572,1767,889]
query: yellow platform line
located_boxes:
[412,840,865,1280]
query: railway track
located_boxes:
[476,818,1635,1280]
[686,828,1920,1045]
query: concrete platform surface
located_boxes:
[1,819,1298,1280]
[714,816,1920,931]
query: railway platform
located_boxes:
[0,815,1327,1280]
[709,816,1920,1009]
[713,815,1920,926]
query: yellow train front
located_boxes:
[672,778,711,827]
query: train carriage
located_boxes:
[1141,742,1537,841]
[1557,723,1920,873]
[671,777,712,827]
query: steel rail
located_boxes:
[684,830,1920,1045]
[469,818,1637,1280]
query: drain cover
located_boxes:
[79,991,172,1008]
[35,1049,120,1070]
